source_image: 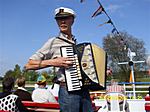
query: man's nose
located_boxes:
[61,20,65,23]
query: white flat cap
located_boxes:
[54,7,76,19]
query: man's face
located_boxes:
[56,16,74,34]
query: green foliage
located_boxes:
[5,70,14,78]
[2,64,56,83]
[103,32,147,82]
[4,64,22,79]
[23,70,38,81]
[14,64,22,77]
[3,64,38,81]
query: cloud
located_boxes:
[106,4,122,13]
[0,57,14,76]
[104,3,128,18]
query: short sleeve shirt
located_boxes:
[29,32,76,82]
[32,88,57,103]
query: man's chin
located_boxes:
[61,29,68,33]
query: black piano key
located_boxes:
[69,66,76,69]
[69,68,77,71]
[70,76,78,79]
[66,47,73,49]
[71,77,78,80]
[68,69,77,72]
[66,52,73,54]
[70,72,78,75]
[72,81,80,84]
[72,84,80,88]
[70,75,78,78]
[70,71,78,74]
[71,84,80,87]
[66,49,73,50]
[67,56,75,58]
[67,55,74,57]
[72,86,81,89]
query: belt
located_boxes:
[59,82,66,87]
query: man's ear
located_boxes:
[71,18,74,25]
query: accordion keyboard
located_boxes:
[61,46,82,92]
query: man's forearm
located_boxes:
[25,59,51,70]
[25,57,72,70]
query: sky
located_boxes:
[0,0,150,76]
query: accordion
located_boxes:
[60,43,107,92]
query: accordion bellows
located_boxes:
[61,43,107,92]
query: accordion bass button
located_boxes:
[82,63,87,67]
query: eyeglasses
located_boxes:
[55,16,73,20]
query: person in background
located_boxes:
[148,86,150,96]
[14,76,32,101]
[146,56,150,66]
[147,86,150,96]
[32,75,57,103]
[0,76,28,112]
[25,7,93,112]
[47,83,59,97]
[106,79,125,94]
[106,79,130,112]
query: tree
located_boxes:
[103,32,146,82]
[23,70,38,81]
[13,64,22,78]
[4,64,22,79]
[4,70,14,78]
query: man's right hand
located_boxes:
[49,57,74,67]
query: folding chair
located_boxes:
[104,92,126,112]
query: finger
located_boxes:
[65,60,72,64]
[62,57,73,61]
[53,56,58,59]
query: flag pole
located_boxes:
[130,65,136,98]
[96,0,119,34]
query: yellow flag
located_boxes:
[129,71,133,83]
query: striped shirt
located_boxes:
[29,32,76,82]
[106,84,125,93]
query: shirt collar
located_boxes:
[58,32,76,44]
[18,87,27,91]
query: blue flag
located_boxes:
[92,6,103,18]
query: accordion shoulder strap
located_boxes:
[56,37,76,45]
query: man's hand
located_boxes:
[50,57,74,67]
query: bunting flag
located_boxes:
[98,22,107,27]
[129,71,133,83]
[111,27,119,34]
[80,0,85,3]
[80,0,120,36]
[98,19,112,27]
[111,28,116,33]
[92,5,103,18]
[106,19,112,24]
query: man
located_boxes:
[25,7,93,112]
[14,76,32,101]
[32,75,57,103]
[106,79,130,112]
